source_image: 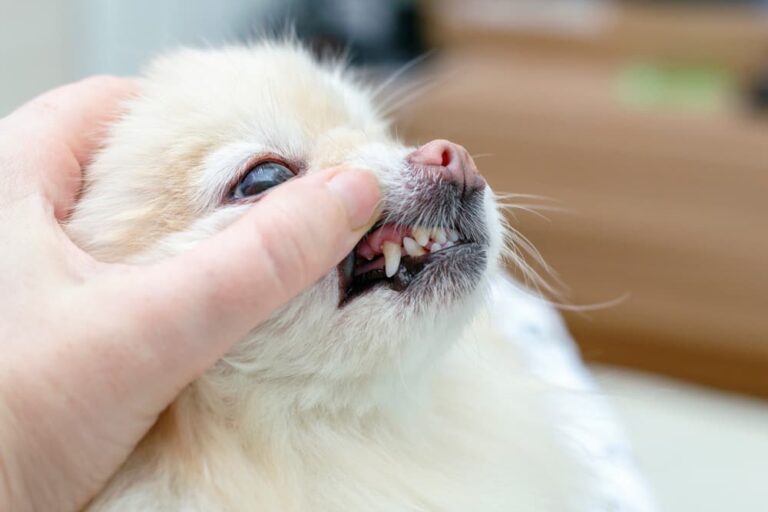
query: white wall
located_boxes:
[0,0,73,114]
[0,0,274,115]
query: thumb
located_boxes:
[114,166,380,378]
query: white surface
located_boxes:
[491,279,657,512]
[592,366,768,512]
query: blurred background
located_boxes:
[2,0,767,510]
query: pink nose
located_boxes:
[407,139,486,198]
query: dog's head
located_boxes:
[67,43,504,409]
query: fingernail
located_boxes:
[326,168,381,230]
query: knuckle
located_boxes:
[25,96,61,118]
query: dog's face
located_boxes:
[67,44,504,403]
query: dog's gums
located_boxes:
[339,222,480,305]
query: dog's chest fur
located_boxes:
[87,314,585,512]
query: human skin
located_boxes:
[0,76,380,512]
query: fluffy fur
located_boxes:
[67,43,593,511]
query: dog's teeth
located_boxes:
[448,229,460,242]
[432,228,447,244]
[382,242,401,278]
[431,243,442,252]
[403,237,426,257]
[443,241,454,249]
[413,227,430,247]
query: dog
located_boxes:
[67,42,593,511]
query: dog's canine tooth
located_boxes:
[382,242,402,278]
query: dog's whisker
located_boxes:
[370,51,435,102]
[377,79,439,118]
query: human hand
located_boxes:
[0,77,380,512]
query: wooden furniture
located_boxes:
[395,4,768,396]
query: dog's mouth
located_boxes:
[338,220,481,305]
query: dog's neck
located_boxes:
[179,357,436,443]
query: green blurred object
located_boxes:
[616,62,736,112]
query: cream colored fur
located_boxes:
[67,43,593,512]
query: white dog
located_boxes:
[67,42,596,511]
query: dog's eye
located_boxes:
[232,161,294,200]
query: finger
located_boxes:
[0,76,139,219]
[6,75,139,166]
[113,166,380,380]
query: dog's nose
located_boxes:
[407,139,486,197]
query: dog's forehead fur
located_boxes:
[68,43,388,261]
[142,44,386,146]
